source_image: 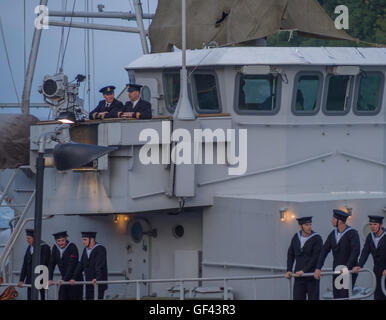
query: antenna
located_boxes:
[173,0,195,120]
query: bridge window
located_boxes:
[323,75,353,115]
[164,72,181,113]
[235,74,280,115]
[192,72,221,113]
[292,73,322,115]
[164,71,221,114]
[354,72,384,115]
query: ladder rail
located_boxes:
[0,191,35,281]
[0,169,19,205]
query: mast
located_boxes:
[21,0,48,115]
[173,0,195,120]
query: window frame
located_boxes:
[190,70,222,114]
[322,74,354,116]
[353,71,385,116]
[234,72,282,116]
[291,71,323,116]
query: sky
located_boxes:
[0,0,158,119]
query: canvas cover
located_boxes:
[149,0,355,53]
[0,114,39,169]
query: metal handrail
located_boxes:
[0,169,19,205]
[296,268,376,300]
[382,275,386,297]
[50,268,375,301]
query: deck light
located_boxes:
[56,111,76,124]
[344,206,353,216]
[280,208,289,222]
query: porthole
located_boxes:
[131,222,143,243]
[172,225,184,239]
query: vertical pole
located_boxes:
[94,283,98,300]
[179,281,184,300]
[136,281,140,300]
[21,0,48,114]
[224,279,228,300]
[133,0,149,54]
[173,0,195,120]
[31,152,45,300]
[288,277,293,300]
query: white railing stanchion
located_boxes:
[224,279,228,300]
[94,283,98,300]
[382,275,386,297]
[179,281,184,300]
[288,277,293,300]
[136,281,140,300]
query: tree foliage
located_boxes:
[268,0,386,47]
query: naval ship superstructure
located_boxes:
[0,1,385,300]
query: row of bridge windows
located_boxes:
[163,70,385,116]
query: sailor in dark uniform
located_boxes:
[353,216,386,300]
[70,232,108,300]
[286,216,323,300]
[89,86,124,120]
[48,231,82,300]
[118,84,152,119]
[314,209,360,299]
[17,229,51,300]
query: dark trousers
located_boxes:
[85,284,106,300]
[293,278,320,300]
[59,285,83,300]
[332,273,358,299]
[374,272,386,300]
[27,287,46,300]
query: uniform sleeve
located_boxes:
[316,233,333,270]
[73,251,84,279]
[357,235,371,268]
[89,102,102,120]
[286,236,295,272]
[136,101,152,119]
[303,235,323,272]
[105,101,124,119]
[347,230,360,269]
[94,247,107,281]
[19,249,29,282]
[48,246,57,280]
[63,245,79,281]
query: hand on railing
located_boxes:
[352,266,361,274]
[284,272,292,279]
[294,271,304,278]
[17,281,24,288]
[314,269,321,280]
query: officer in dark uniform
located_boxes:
[286,216,323,300]
[353,216,386,300]
[314,209,360,299]
[17,229,51,300]
[118,84,152,119]
[70,232,108,300]
[89,86,124,120]
[48,231,83,300]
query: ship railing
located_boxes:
[382,275,386,296]
[42,268,375,300]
